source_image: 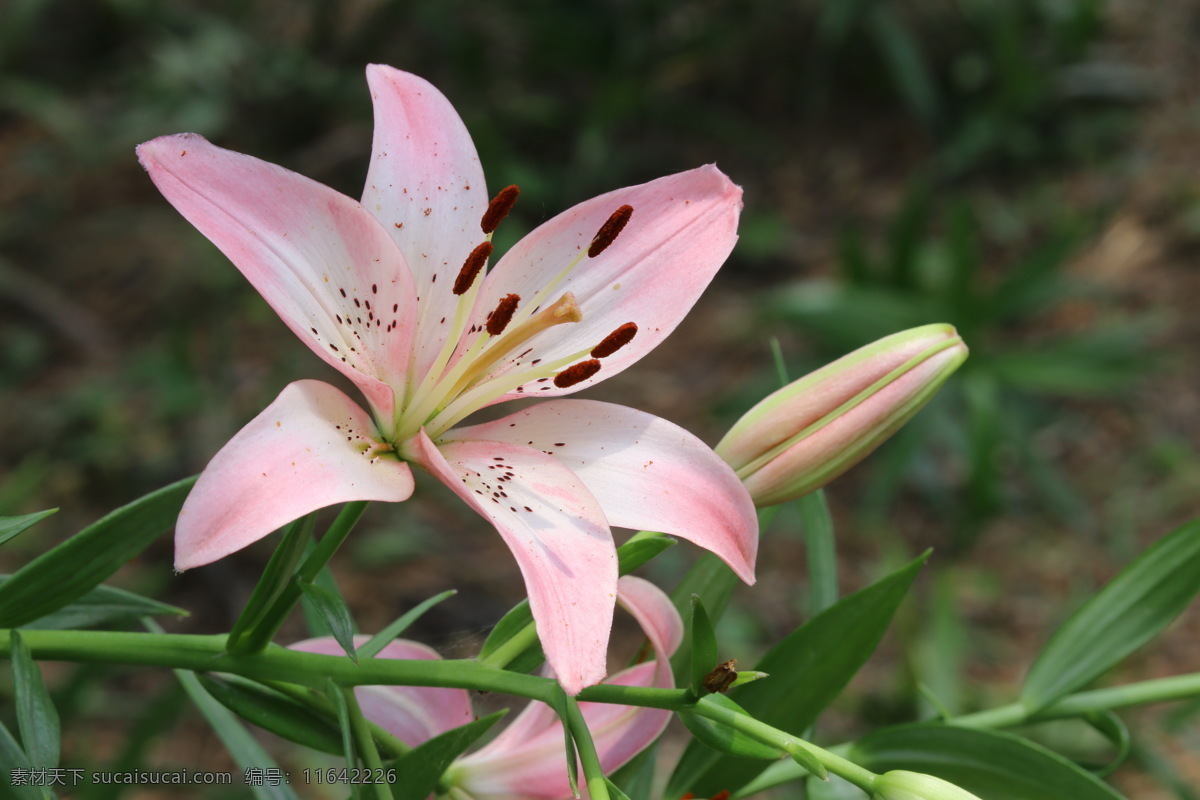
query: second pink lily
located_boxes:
[138,66,757,693]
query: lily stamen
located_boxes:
[588,204,634,257]
[481,184,520,234]
[554,358,601,388]
[485,293,521,336]
[453,241,494,295]
[591,322,638,358]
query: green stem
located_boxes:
[0,630,553,699]
[562,694,611,800]
[341,686,391,800]
[693,696,878,793]
[952,672,1200,728]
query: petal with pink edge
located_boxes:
[447,400,757,584]
[454,576,681,799]
[289,636,473,746]
[466,165,741,400]
[362,66,490,386]
[176,380,414,570]
[137,134,417,419]
[406,430,616,695]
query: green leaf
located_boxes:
[227,514,314,653]
[14,583,186,630]
[326,678,358,776]
[604,778,633,800]
[851,724,1127,800]
[300,581,358,664]
[1022,519,1200,713]
[175,668,300,800]
[197,674,343,755]
[669,552,928,798]
[552,686,579,798]
[616,531,677,574]
[0,716,45,800]
[1083,711,1131,778]
[678,694,783,761]
[10,631,59,768]
[670,552,740,685]
[0,477,196,627]
[0,509,57,547]
[478,599,534,660]
[690,595,720,695]
[390,711,507,800]
[360,589,456,660]
[783,741,828,782]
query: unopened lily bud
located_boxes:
[716,324,967,507]
[872,770,983,800]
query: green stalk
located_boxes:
[341,686,391,800]
[0,630,552,699]
[692,695,878,793]
[562,695,610,800]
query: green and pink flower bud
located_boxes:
[872,770,983,800]
[716,324,967,507]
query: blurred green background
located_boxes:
[3,0,1200,796]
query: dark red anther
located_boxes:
[481,185,520,234]
[454,241,494,295]
[711,793,731,800]
[591,322,637,358]
[553,359,601,388]
[486,294,521,336]
[588,204,633,257]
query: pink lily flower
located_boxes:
[138,66,756,693]
[290,575,684,799]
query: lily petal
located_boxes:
[137,134,417,419]
[469,165,740,398]
[406,430,617,694]
[454,576,681,799]
[447,400,757,584]
[176,380,415,570]
[289,635,473,745]
[362,66,489,386]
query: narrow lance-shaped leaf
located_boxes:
[1022,518,1200,713]
[669,552,928,798]
[851,724,1127,800]
[10,631,59,768]
[174,667,300,800]
[226,514,314,653]
[0,509,57,547]
[0,477,196,627]
[0,717,43,800]
[360,589,457,659]
[16,583,186,631]
[678,694,783,761]
[197,674,344,755]
[690,595,720,695]
[390,711,507,800]
[301,582,358,664]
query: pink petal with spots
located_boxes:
[289,636,473,746]
[448,400,757,584]
[454,576,681,799]
[465,165,741,400]
[362,66,490,387]
[137,134,417,420]
[175,380,414,570]
[406,430,616,695]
